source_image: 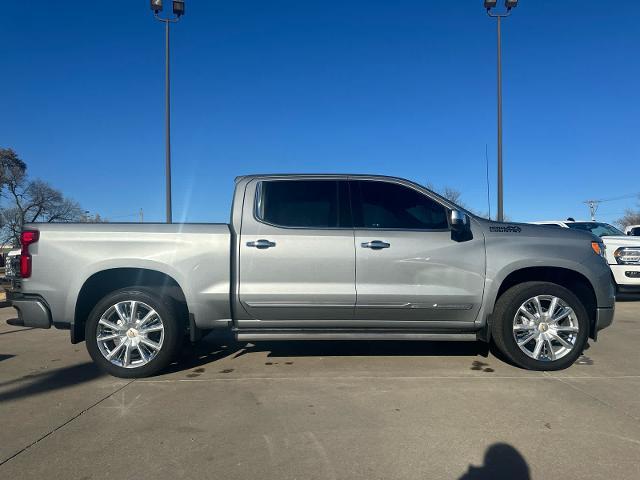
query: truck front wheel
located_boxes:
[491,281,589,371]
[85,288,181,378]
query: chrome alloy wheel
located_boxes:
[96,301,165,369]
[512,295,579,362]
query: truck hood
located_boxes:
[600,235,640,246]
[476,218,599,243]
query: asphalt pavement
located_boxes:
[1,300,639,480]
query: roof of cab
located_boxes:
[234,173,405,183]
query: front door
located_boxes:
[351,179,485,324]
[238,178,356,325]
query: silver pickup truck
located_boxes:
[8,174,615,377]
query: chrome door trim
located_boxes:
[244,302,354,308]
[357,303,474,310]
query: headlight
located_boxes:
[614,247,640,264]
[591,241,605,258]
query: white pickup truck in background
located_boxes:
[625,225,640,236]
[531,220,640,294]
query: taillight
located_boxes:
[20,230,39,278]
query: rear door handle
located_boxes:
[361,240,390,249]
[246,239,276,249]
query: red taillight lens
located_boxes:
[20,230,39,278]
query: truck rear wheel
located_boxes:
[491,281,589,371]
[85,288,181,378]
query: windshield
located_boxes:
[567,222,625,237]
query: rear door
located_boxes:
[351,179,485,324]
[238,178,356,325]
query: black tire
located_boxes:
[491,281,589,371]
[85,288,182,378]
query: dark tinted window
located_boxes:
[257,180,351,228]
[630,227,640,236]
[352,181,448,230]
[567,222,624,237]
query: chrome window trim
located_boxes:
[250,176,456,233]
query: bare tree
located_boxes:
[0,148,27,188]
[440,187,462,205]
[425,182,500,220]
[615,208,640,229]
[426,183,463,205]
[1,149,85,247]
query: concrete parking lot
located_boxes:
[1,301,639,480]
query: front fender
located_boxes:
[475,228,614,330]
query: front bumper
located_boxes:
[7,291,52,329]
[610,264,640,291]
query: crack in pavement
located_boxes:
[544,372,640,423]
[137,374,640,383]
[0,379,136,467]
[0,328,36,336]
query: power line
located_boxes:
[583,192,639,221]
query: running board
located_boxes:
[6,318,25,327]
[235,330,478,342]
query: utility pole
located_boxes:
[484,0,518,222]
[150,0,185,224]
[584,200,599,221]
[582,194,640,221]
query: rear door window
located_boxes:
[256,180,351,228]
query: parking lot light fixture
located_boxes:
[173,1,185,17]
[505,0,518,10]
[150,1,185,224]
[483,1,517,222]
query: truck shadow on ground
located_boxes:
[458,443,530,480]
[167,335,491,373]
[0,362,103,404]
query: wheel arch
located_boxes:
[73,268,189,344]
[490,266,598,340]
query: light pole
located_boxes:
[150,0,185,224]
[484,0,517,222]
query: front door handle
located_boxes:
[361,240,390,249]
[247,239,276,249]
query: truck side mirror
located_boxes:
[450,210,469,232]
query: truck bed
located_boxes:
[19,222,233,334]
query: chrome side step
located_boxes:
[235,330,478,342]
